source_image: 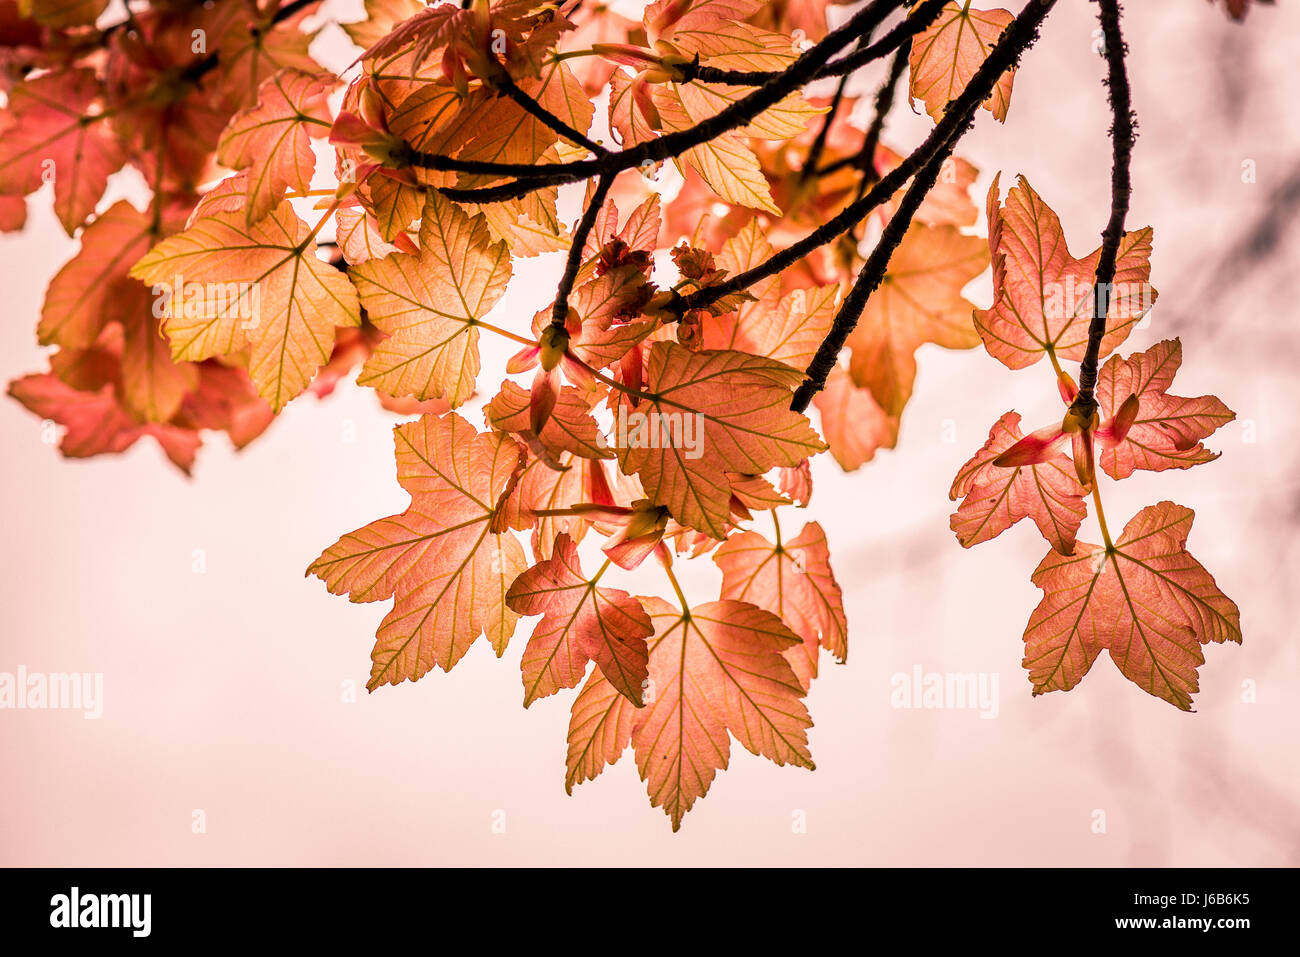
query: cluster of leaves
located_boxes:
[948,175,1240,710]
[1,0,1257,827]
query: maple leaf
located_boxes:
[612,342,825,539]
[0,68,126,234]
[1023,502,1241,711]
[845,222,988,416]
[812,365,899,472]
[217,69,335,225]
[486,380,612,463]
[506,533,653,707]
[714,521,848,689]
[975,174,1156,371]
[307,412,528,689]
[38,200,157,350]
[9,371,200,473]
[130,201,360,412]
[350,193,511,406]
[1095,339,1236,480]
[949,411,1089,555]
[909,2,1016,123]
[566,596,814,830]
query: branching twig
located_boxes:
[550,173,614,330]
[685,0,947,86]
[819,43,910,180]
[677,0,1058,321]
[790,0,1061,413]
[1074,0,1136,416]
[494,73,608,156]
[417,0,908,201]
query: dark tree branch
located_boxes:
[676,0,1058,321]
[550,173,614,330]
[685,0,948,86]
[417,0,909,201]
[819,42,910,180]
[494,72,608,156]
[790,0,1061,413]
[798,73,852,187]
[1074,0,1136,416]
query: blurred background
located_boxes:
[2,0,1298,865]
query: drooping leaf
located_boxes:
[307,412,528,689]
[507,533,653,707]
[566,595,814,830]
[714,521,848,688]
[1095,339,1235,480]
[351,193,511,406]
[812,365,900,472]
[130,201,361,412]
[950,411,1089,555]
[1023,502,1241,711]
[845,222,988,416]
[0,69,126,234]
[909,2,1016,123]
[975,174,1156,371]
[613,342,825,539]
[39,200,157,349]
[217,69,335,225]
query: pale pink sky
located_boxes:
[1,1,1297,865]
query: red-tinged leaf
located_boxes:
[0,194,26,232]
[845,222,988,416]
[1095,339,1236,480]
[565,662,638,793]
[613,342,825,539]
[949,411,1088,555]
[1023,502,1242,711]
[507,533,653,707]
[23,0,109,27]
[975,175,1156,370]
[608,69,663,148]
[909,2,1016,123]
[129,202,361,412]
[714,522,848,688]
[0,69,126,234]
[812,364,900,472]
[307,413,528,689]
[217,69,335,225]
[704,283,838,373]
[351,193,511,406]
[342,0,428,51]
[39,200,156,349]
[632,597,814,830]
[118,285,202,423]
[212,2,325,104]
[486,380,612,461]
[8,372,200,474]
[777,460,813,507]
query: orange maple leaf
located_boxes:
[307,413,528,689]
[1023,502,1241,711]
[507,533,653,707]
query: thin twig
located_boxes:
[819,43,910,180]
[550,173,614,330]
[415,0,909,201]
[790,0,1061,413]
[677,0,1058,320]
[494,73,608,156]
[686,0,947,86]
[1074,0,1136,415]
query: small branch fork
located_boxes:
[369,0,1068,416]
[1073,0,1136,418]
